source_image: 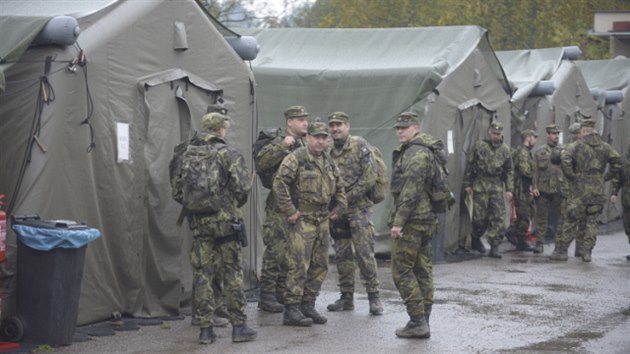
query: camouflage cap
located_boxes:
[202,112,230,132]
[580,118,596,128]
[307,121,329,136]
[545,124,560,133]
[284,105,309,119]
[489,121,503,133]
[568,122,582,134]
[393,112,419,128]
[328,111,349,124]
[520,129,537,138]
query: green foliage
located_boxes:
[299,0,630,59]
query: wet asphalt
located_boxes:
[20,228,630,353]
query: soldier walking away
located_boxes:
[511,129,537,252]
[180,112,256,344]
[532,124,566,252]
[463,121,514,259]
[326,111,383,316]
[609,138,630,261]
[389,112,441,339]
[273,121,347,327]
[551,118,621,262]
[254,105,309,313]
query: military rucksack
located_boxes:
[252,128,282,189]
[410,139,454,213]
[169,135,226,214]
[366,144,388,205]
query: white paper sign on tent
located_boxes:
[116,122,130,163]
[447,130,454,154]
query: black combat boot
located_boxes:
[550,243,568,261]
[368,292,383,315]
[258,292,284,313]
[581,249,592,262]
[327,292,354,311]
[395,316,430,339]
[199,327,216,344]
[283,304,313,327]
[488,239,502,259]
[533,242,544,254]
[626,255,630,261]
[232,323,257,342]
[516,239,534,252]
[300,301,328,324]
[471,237,486,253]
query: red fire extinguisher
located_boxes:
[0,194,6,263]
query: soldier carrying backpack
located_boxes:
[169,112,257,344]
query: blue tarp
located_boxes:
[13,224,101,251]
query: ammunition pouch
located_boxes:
[330,217,352,241]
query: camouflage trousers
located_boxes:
[284,214,330,305]
[259,209,288,295]
[513,195,534,243]
[558,200,601,254]
[391,222,437,318]
[623,203,630,241]
[190,236,247,327]
[534,192,563,243]
[331,208,380,294]
[472,191,505,244]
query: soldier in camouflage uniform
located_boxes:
[389,112,439,339]
[463,121,514,259]
[325,111,383,316]
[273,121,347,327]
[532,124,566,253]
[255,105,309,312]
[511,129,537,252]
[610,138,630,261]
[186,112,256,344]
[552,118,621,262]
[557,123,584,257]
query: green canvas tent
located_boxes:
[496,47,597,148]
[240,26,512,258]
[0,0,257,325]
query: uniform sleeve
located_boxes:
[503,147,514,194]
[331,164,348,214]
[532,150,540,189]
[346,142,378,202]
[607,146,622,185]
[256,137,291,173]
[560,145,576,181]
[392,151,430,227]
[272,154,299,217]
[225,148,252,208]
[514,148,534,179]
[462,143,478,189]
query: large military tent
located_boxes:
[0,0,257,325]
[496,47,597,147]
[576,58,630,223]
[240,26,512,258]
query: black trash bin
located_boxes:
[9,215,101,346]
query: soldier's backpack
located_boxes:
[410,139,454,213]
[366,144,388,205]
[169,136,226,214]
[252,128,282,189]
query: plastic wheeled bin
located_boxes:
[7,215,101,346]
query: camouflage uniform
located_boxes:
[533,125,566,247]
[273,123,347,313]
[462,123,514,252]
[187,131,251,329]
[256,134,305,301]
[612,146,630,257]
[511,130,536,249]
[327,116,381,312]
[557,122,621,261]
[389,129,439,326]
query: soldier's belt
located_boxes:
[299,204,328,213]
[300,212,329,224]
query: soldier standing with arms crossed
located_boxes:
[273,121,347,327]
[326,111,383,315]
[255,106,309,312]
[463,121,514,259]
